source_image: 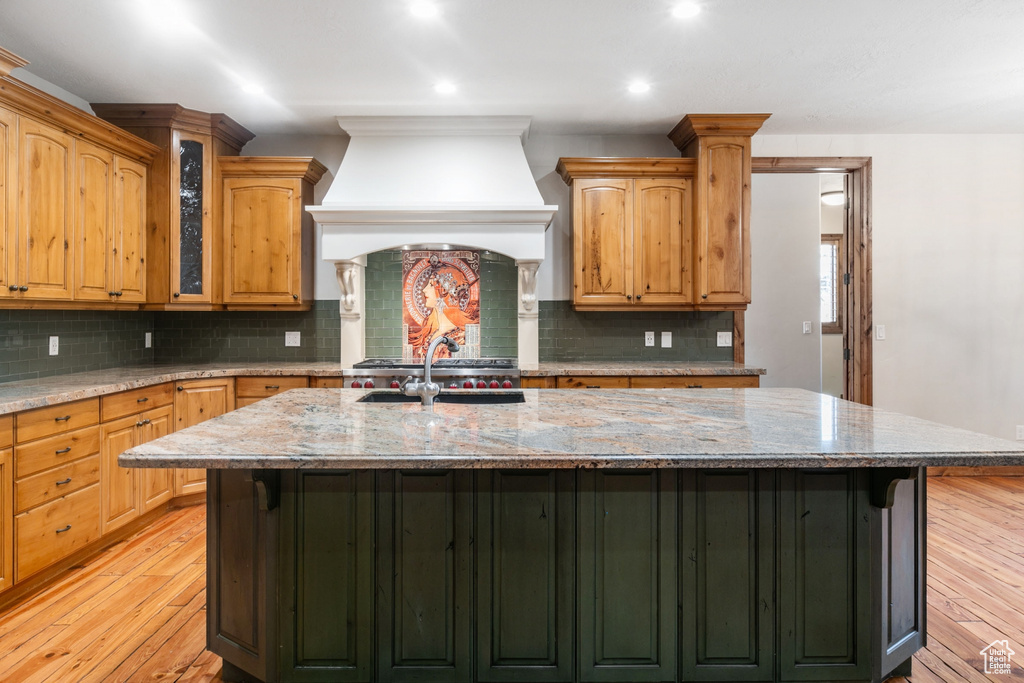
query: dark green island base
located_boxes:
[207,467,924,683]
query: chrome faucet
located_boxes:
[403,335,460,407]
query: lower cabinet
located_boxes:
[174,378,235,496]
[0,445,12,593]
[210,468,922,683]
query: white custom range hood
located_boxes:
[309,116,558,369]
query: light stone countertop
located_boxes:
[120,387,1024,470]
[522,361,765,377]
[0,362,346,415]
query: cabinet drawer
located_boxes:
[15,454,100,514]
[630,375,759,389]
[1,414,12,448]
[235,375,308,398]
[15,482,101,580]
[101,382,174,422]
[16,399,99,444]
[310,377,346,388]
[15,426,101,478]
[556,376,630,389]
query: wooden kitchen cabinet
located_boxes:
[0,442,12,594]
[235,375,309,407]
[668,114,770,306]
[558,159,695,310]
[523,374,760,389]
[0,107,14,300]
[90,104,255,308]
[220,157,326,307]
[173,377,235,495]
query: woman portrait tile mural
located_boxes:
[402,250,481,360]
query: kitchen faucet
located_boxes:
[403,335,460,407]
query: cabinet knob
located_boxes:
[701,293,708,299]
[293,294,298,300]
[173,292,180,298]
[9,285,18,291]
[177,386,184,391]
[19,286,28,292]
[636,295,642,301]
[626,294,632,300]
[115,291,123,297]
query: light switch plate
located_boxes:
[48,336,59,356]
[1016,425,1024,441]
[644,331,655,347]
[803,321,812,334]
[876,324,886,341]
[661,331,672,348]
[717,331,732,347]
[145,332,152,348]
[285,331,301,347]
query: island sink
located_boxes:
[358,390,525,404]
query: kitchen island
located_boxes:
[122,388,1024,683]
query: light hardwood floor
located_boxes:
[0,476,1021,682]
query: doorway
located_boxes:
[749,157,872,405]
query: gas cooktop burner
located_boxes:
[353,358,516,369]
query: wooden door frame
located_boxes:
[749,157,873,406]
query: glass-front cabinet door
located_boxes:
[170,131,212,303]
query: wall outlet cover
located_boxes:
[145,332,152,348]
[661,331,672,348]
[717,331,732,347]
[285,331,301,347]
[48,336,59,356]
[1017,425,1024,441]
[644,331,655,347]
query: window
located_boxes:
[820,234,843,334]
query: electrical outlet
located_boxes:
[876,324,886,341]
[661,331,672,348]
[717,331,732,347]
[644,331,655,347]
[803,321,813,334]
[1016,425,1024,441]
[48,336,59,356]
[145,332,152,348]
[285,331,301,347]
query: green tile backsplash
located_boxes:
[538,301,733,362]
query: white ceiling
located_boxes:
[1,0,1022,137]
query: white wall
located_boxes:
[755,134,1024,440]
[820,175,846,399]
[747,174,822,392]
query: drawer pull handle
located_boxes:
[137,397,149,403]
[54,415,71,422]
[56,478,72,486]
[56,525,72,534]
[687,384,704,389]
[265,385,280,390]
[55,447,72,454]
[586,385,601,389]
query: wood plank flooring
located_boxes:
[0,476,1022,682]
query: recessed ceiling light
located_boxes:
[410,1,440,18]
[241,83,264,95]
[672,2,701,19]
[435,81,457,94]
[628,81,651,94]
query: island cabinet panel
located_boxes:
[778,470,871,682]
[476,470,575,683]
[873,474,926,680]
[208,469,278,683]
[280,470,374,683]
[377,470,473,683]
[680,470,775,682]
[578,470,677,683]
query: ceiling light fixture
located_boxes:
[628,81,651,94]
[820,191,845,206]
[672,2,701,19]
[410,1,440,18]
[434,81,457,94]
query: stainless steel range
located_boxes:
[345,358,520,390]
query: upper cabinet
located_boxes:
[220,157,326,307]
[668,114,770,306]
[559,114,768,311]
[90,104,256,309]
[0,50,158,309]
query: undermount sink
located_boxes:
[358,391,525,405]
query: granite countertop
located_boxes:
[522,361,765,377]
[120,387,1024,470]
[0,362,346,415]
